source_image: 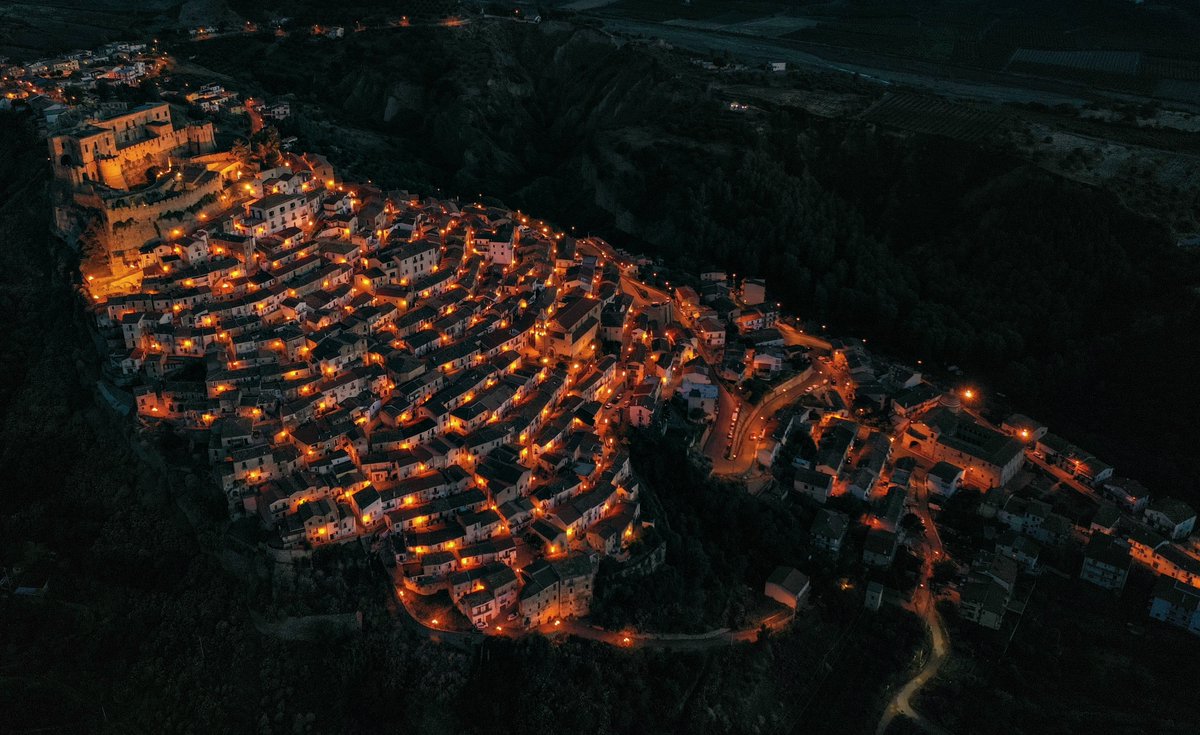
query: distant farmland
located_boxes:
[0,1,160,57]
[1006,49,1142,76]
[858,93,1010,143]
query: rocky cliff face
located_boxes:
[177,0,244,28]
[247,21,725,241]
[190,20,734,246]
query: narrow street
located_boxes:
[595,239,831,480]
[701,382,740,465]
[1026,453,1101,506]
[244,97,264,135]
[708,362,830,476]
[776,321,832,352]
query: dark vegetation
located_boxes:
[595,430,919,632]
[474,606,923,735]
[595,431,818,632]
[923,573,1200,734]
[227,0,458,25]
[0,1,164,58]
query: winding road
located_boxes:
[876,584,952,735]
[876,455,954,735]
[710,367,821,475]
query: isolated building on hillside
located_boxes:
[764,566,810,610]
[1149,576,1200,637]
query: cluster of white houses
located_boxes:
[84,147,693,631]
[182,82,290,120]
[61,84,1200,639]
[3,41,158,92]
[769,336,1200,636]
[2,41,165,129]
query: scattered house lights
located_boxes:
[74,132,711,639]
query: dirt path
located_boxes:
[876,478,953,735]
[392,581,793,651]
[876,593,952,735]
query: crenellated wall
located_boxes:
[50,104,227,275]
[101,175,228,263]
[49,103,216,190]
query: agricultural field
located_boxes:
[1006,49,1143,77]
[592,0,1200,88]
[782,17,927,57]
[721,17,820,38]
[659,15,819,37]
[717,84,875,120]
[590,0,791,24]
[0,1,167,57]
[858,92,1012,143]
[1143,56,1200,82]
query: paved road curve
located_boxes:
[391,579,795,651]
[710,366,826,475]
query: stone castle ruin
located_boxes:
[48,102,233,276]
[49,103,215,189]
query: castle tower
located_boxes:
[99,156,127,190]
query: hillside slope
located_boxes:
[187,20,1200,499]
